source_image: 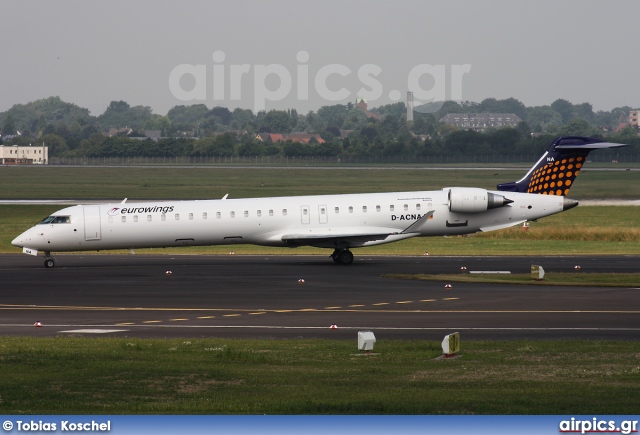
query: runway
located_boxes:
[1,254,639,340]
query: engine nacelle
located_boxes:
[447,187,513,213]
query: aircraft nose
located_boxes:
[12,234,25,248]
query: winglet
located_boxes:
[401,210,435,235]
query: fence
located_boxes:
[46,153,640,166]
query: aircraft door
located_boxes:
[83,206,102,241]
[318,205,328,224]
[301,205,310,224]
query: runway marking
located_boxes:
[5,324,640,334]
[197,316,215,319]
[249,312,266,315]
[373,303,389,306]
[170,318,188,321]
[58,329,128,334]
[223,314,241,317]
[421,299,437,302]
[143,320,162,324]
[300,308,317,311]
[396,301,413,304]
[33,324,640,332]
[442,298,460,301]
[115,322,135,325]
[349,305,365,308]
[325,306,341,309]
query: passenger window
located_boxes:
[282,209,287,216]
[376,205,381,212]
[147,215,152,222]
[269,210,274,216]
[257,210,262,217]
[334,207,339,213]
[121,216,126,223]
[320,207,326,215]
[216,212,221,219]
[390,205,395,212]
[230,211,235,218]
[404,204,408,211]
[175,214,180,220]
[203,212,208,219]
[349,206,353,213]
[189,213,194,220]
[416,204,421,210]
[161,213,166,221]
[133,215,138,222]
[303,209,308,215]
[244,211,249,217]
[363,206,367,213]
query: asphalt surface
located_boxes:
[1,254,639,341]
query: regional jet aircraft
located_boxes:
[12,136,627,268]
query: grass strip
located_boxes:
[0,337,639,414]
[383,272,640,287]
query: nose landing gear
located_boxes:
[44,252,56,268]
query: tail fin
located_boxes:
[497,136,627,195]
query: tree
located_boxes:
[550,99,574,124]
[525,106,562,132]
[557,118,600,137]
[208,106,232,125]
[2,115,16,135]
[106,101,130,113]
[260,110,292,133]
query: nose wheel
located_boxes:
[44,252,56,268]
[331,249,354,265]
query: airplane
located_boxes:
[12,136,627,268]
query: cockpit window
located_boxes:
[39,215,71,224]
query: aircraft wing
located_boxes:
[281,230,394,248]
[280,211,435,248]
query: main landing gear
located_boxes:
[331,249,354,265]
[44,251,56,268]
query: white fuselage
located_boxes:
[12,188,567,253]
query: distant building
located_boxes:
[440,113,522,132]
[256,133,325,144]
[0,144,48,164]
[105,127,133,137]
[355,98,382,120]
[629,110,639,127]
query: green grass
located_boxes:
[1,165,639,199]
[384,272,640,287]
[0,337,639,414]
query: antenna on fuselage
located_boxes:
[121,198,128,204]
[222,194,228,200]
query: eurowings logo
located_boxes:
[107,208,121,216]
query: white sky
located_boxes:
[2,0,639,116]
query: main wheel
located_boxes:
[44,258,55,268]
[336,250,354,265]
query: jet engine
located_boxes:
[447,187,513,213]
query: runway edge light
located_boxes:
[358,331,376,353]
[441,332,460,358]
[531,265,545,281]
